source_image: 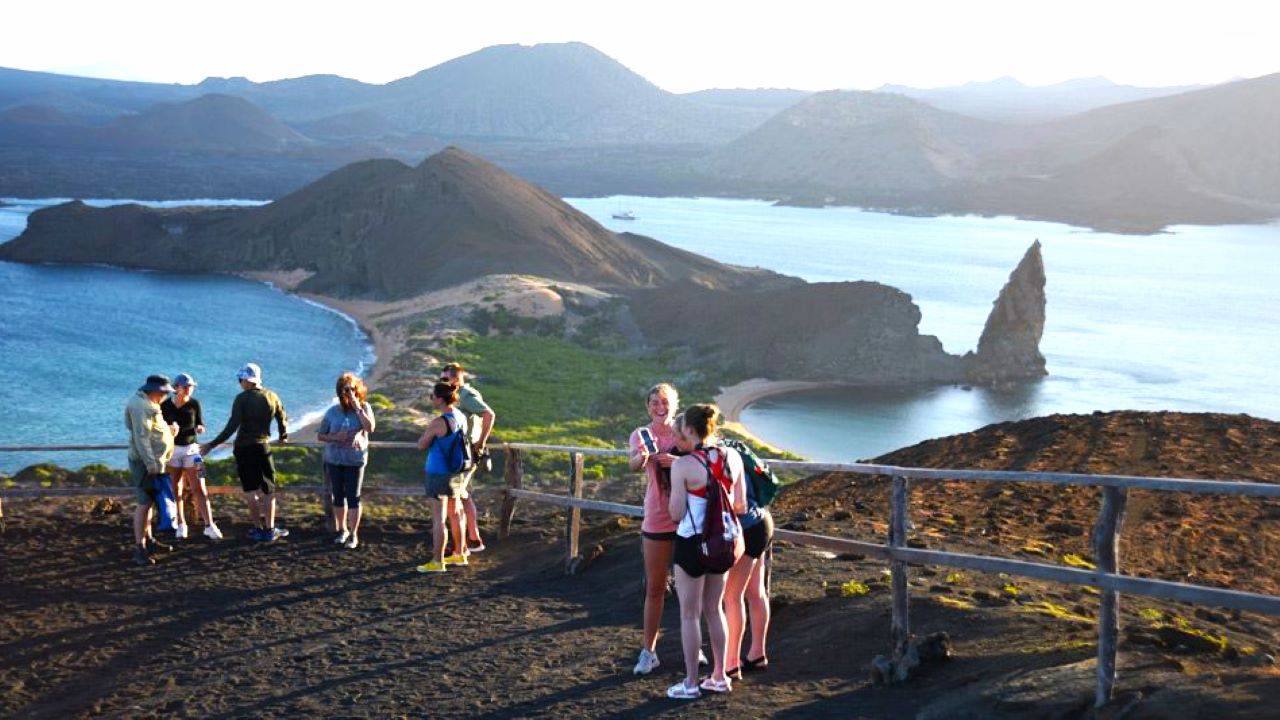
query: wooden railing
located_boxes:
[4,440,1280,708]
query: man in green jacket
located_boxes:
[202,363,289,542]
[125,374,176,566]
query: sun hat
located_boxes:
[139,374,174,394]
[235,363,263,385]
[174,372,197,388]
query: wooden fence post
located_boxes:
[889,475,917,682]
[1093,485,1129,707]
[499,448,522,539]
[565,452,585,574]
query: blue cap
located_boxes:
[174,373,197,388]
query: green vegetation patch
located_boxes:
[840,580,872,597]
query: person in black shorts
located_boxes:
[201,363,288,542]
[723,461,774,678]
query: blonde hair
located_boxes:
[646,383,679,407]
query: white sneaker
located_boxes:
[175,523,188,539]
[203,525,223,541]
[633,648,660,675]
[344,536,359,549]
[698,649,709,667]
[334,530,350,545]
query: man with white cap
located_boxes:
[202,363,289,541]
[125,374,177,566]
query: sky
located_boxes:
[1,1,1276,93]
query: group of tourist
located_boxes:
[123,361,493,569]
[628,383,773,700]
[125,367,764,697]
[124,363,290,566]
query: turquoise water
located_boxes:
[570,197,1280,462]
[0,198,375,473]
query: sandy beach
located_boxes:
[715,378,842,455]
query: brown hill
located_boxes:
[0,147,786,299]
[776,411,1280,595]
[101,93,312,152]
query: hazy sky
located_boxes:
[2,1,1275,92]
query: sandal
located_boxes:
[666,681,701,700]
[743,655,769,672]
[724,666,743,681]
[699,676,732,693]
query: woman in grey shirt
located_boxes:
[317,373,375,549]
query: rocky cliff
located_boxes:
[968,240,1047,384]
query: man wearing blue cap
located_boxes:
[202,363,289,541]
[125,374,177,566]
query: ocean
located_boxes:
[0,198,375,473]
[570,196,1280,462]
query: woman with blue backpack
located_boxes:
[721,443,775,678]
[415,380,472,574]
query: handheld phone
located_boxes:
[638,427,658,454]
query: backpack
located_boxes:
[438,413,474,474]
[721,437,782,508]
[689,448,745,573]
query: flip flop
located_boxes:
[743,655,769,672]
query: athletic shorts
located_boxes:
[425,471,469,500]
[673,535,731,579]
[743,511,774,559]
[168,444,203,470]
[233,444,276,494]
[129,457,160,506]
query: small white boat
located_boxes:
[611,210,636,221]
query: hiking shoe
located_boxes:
[175,523,188,540]
[268,527,288,542]
[344,536,359,549]
[467,540,486,553]
[334,530,350,545]
[146,537,173,553]
[666,681,700,700]
[133,547,155,566]
[633,649,660,675]
[416,561,447,573]
[700,676,732,693]
[203,525,223,541]
[443,554,469,566]
[248,527,269,542]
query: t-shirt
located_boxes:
[456,384,492,444]
[629,422,680,534]
[207,386,288,448]
[317,402,373,466]
[161,397,204,447]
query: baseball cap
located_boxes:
[235,363,263,385]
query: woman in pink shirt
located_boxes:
[628,383,681,675]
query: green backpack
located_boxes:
[721,438,782,508]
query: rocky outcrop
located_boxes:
[967,240,1047,384]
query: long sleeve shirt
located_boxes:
[207,386,288,449]
[124,391,175,473]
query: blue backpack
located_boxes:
[438,413,473,474]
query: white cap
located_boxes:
[236,363,263,385]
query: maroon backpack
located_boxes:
[689,447,745,573]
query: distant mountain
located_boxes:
[706,74,1280,231]
[705,90,1004,200]
[0,147,780,298]
[878,76,1208,122]
[100,94,312,152]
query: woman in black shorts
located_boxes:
[723,461,774,678]
[664,405,747,700]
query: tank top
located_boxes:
[676,447,737,538]
[425,407,467,475]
